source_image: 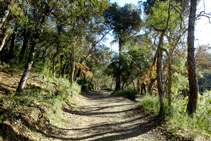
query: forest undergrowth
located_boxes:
[137,93,211,140]
[0,64,81,140]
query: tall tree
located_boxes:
[104,3,142,91]
[186,0,198,115]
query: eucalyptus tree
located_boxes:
[104,3,142,91]
[186,0,198,115]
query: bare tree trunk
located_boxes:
[148,77,156,95]
[115,39,122,91]
[52,25,61,78]
[8,27,17,60]
[61,62,66,77]
[157,0,171,117]
[137,79,140,92]
[16,45,35,92]
[187,0,198,115]
[0,30,9,51]
[19,30,30,62]
[70,48,75,84]
[52,47,59,78]
[132,81,136,91]
[157,32,165,116]
[59,55,63,77]
[0,1,11,29]
[167,55,172,107]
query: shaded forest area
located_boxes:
[0,0,211,140]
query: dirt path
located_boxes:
[44,90,167,141]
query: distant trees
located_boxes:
[104,3,142,91]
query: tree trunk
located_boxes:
[0,1,11,29]
[8,27,17,60]
[187,0,198,115]
[61,62,66,77]
[52,43,60,78]
[19,30,30,62]
[0,30,9,51]
[148,77,156,95]
[157,32,165,116]
[137,79,140,92]
[167,54,172,107]
[59,55,64,77]
[16,45,35,92]
[52,25,61,78]
[157,0,171,117]
[132,81,136,91]
[115,39,122,91]
[70,48,75,84]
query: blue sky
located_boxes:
[110,0,140,6]
[105,0,211,51]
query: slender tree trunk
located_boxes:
[19,30,30,62]
[167,54,172,107]
[115,39,122,91]
[52,25,61,78]
[0,1,11,29]
[0,30,9,51]
[16,45,35,92]
[148,77,156,95]
[187,0,198,115]
[157,32,165,116]
[70,48,75,84]
[8,27,17,60]
[132,81,136,91]
[52,43,60,78]
[61,62,66,77]
[157,0,171,117]
[137,79,140,92]
[59,55,63,77]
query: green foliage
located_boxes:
[138,91,211,136]
[146,1,181,32]
[137,95,169,116]
[77,79,92,87]
[114,89,138,100]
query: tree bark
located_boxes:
[19,30,30,62]
[16,45,35,92]
[157,0,171,117]
[167,54,172,107]
[157,32,165,116]
[0,1,11,29]
[61,62,66,77]
[0,30,9,51]
[187,0,198,115]
[59,55,64,77]
[148,77,157,95]
[52,46,59,78]
[70,48,75,84]
[137,79,140,92]
[8,27,17,60]
[52,25,62,78]
[115,39,122,91]
[132,81,136,91]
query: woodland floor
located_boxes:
[0,70,207,141]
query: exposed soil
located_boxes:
[36,90,170,141]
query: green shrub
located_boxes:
[137,95,169,116]
[138,91,211,136]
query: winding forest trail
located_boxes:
[46,90,167,141]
